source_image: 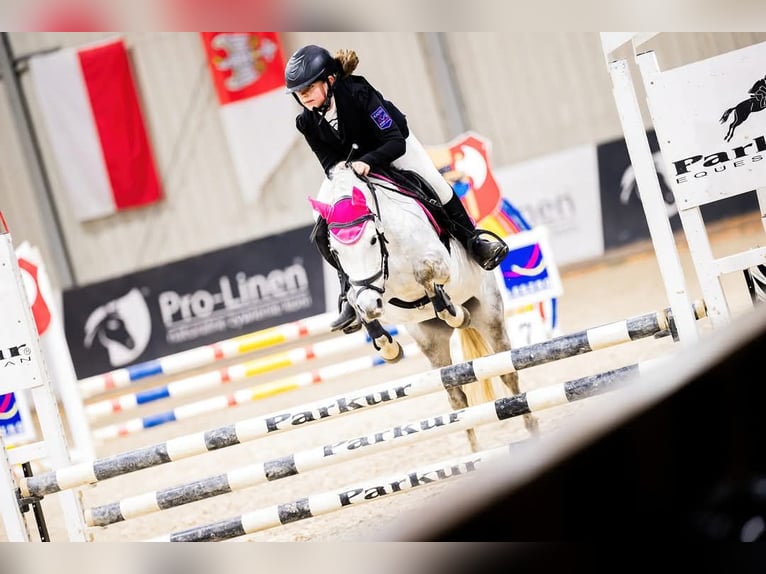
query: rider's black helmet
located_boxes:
[285,45,336,94]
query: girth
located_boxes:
[388,295,431,309]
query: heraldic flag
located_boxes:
[201,32,298,203]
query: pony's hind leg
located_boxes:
[406,321,480,452]
[466,285,540,437]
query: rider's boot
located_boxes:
[443,193,509,271]
[311,216,362,334]
[331,270,361,334]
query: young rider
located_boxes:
[285,44,509,333]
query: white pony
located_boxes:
[309,163,538,451]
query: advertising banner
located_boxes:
[63,225,326,379]
[638,42,766,208]
[598,129,757,251]
[494,143,603,267]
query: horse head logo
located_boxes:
[83,287,151,368]
[720,75,766,142]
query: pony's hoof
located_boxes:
[380,342,404,363]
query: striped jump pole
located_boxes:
[77,303,547,402]
[91,343,421,441]
[77,312,337,400]
[86,360,654,527]
[85,327,402,421]
[19,303,703,499]
[146,442,521,542]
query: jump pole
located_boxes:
[91,343,421,441]
[86,360,656,527]
[19,301,705,500]
[84,326,403,421]
[146,442,516,541]
[77,311,338,400]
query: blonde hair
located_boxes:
[335,49,359,78]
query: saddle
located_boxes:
[370,166,452,245]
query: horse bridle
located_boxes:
[329,173,390,302]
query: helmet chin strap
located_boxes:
[313,79,335,124]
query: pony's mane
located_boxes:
[329,164,360,197]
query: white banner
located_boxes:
[494,144,603,266]
[638,41,766,208]
[0,234,50,397]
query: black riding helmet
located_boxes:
[285,44,337,94]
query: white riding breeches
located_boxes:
[392,132,455,204]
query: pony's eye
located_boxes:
[370,236,377,246]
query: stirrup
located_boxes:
[470,230,509,271]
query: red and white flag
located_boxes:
[201,32,298,203]
[29,37,162,222]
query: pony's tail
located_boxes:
[720,106,734,123]
[453,327,503,406]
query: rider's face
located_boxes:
[297,75,335,110]
[297,80,329,109]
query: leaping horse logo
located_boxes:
[720,75,766,142]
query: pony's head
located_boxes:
[308,185,372,245]
[309,166,388,321]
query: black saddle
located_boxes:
[370,166,452,244]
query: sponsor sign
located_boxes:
[598,129,758,251]
[0,225,49,444]
[638,42,766,208]
[63,225,326,379]
[495,227,562,309]
[495,144,603,266]
[0,392,35,446]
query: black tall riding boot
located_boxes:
[330,270,361,333]
[310,217,361,333]
[443,194,509,271]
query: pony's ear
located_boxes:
[351,186,367,207]
[308,196,332,220]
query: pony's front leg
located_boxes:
[429,284,470,329]
[363,319,403,363]
[414,256,470,329]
